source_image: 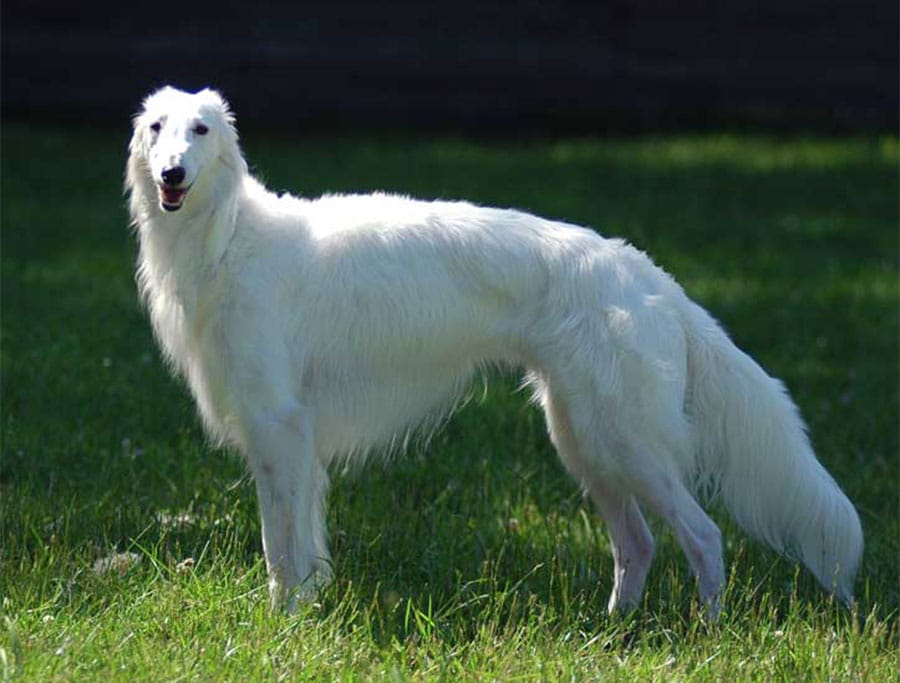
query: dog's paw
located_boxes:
[269,561,334,613]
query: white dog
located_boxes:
[126,86,862,617]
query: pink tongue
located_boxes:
[163,187,184,203]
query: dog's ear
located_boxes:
[127,86,172,156]
[125,106,150,198]
[135,86,179,126]
[197,89,248,175]
[125,88,172,211]
[197,88,235,125]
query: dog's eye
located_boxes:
[150,121,162,133]
[194,123,209,135]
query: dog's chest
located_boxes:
[144,248,237,434]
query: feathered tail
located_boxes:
[682,301,863,602]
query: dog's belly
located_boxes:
[292,273,533,460]
[309,356,482,460]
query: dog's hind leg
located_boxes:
[538,366,723,617]
[539,382,655,614]
[587,407,725,617]
[241,404,331,611]
[589,482,655,613]
[623,454,725,618]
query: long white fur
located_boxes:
[126,86,863,615]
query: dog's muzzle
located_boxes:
[159,166,189,211]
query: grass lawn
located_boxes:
[1,124,897,681]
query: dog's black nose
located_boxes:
[161,166,186,186]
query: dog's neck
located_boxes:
[134,171,240,316]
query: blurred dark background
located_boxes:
[2,0,897,134]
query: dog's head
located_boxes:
[126,86,244,215]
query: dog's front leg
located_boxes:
[243,405,331,611]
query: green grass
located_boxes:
[1,125,897,681]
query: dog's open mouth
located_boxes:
[159,185,190,211]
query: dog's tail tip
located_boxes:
[683,302,863,599]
